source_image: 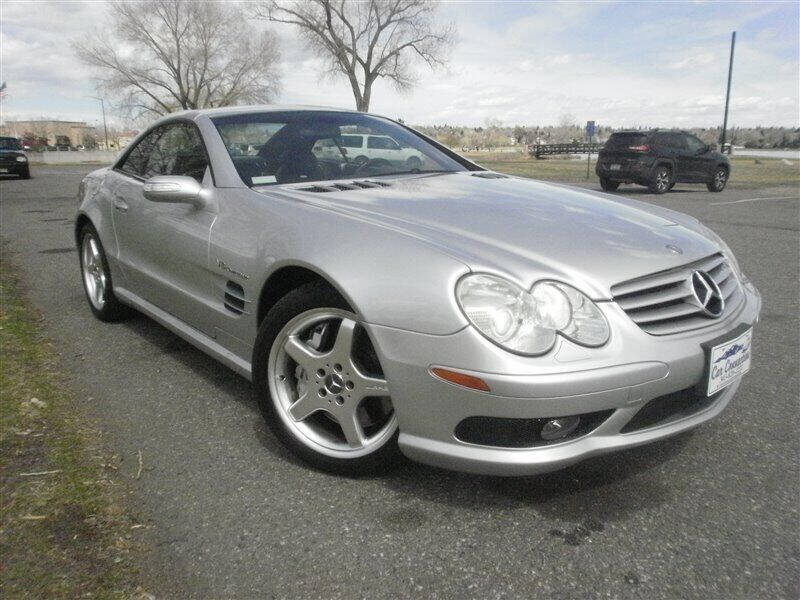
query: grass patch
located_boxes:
[0,249,148,598]
[465,153,800,189]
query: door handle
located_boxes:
[113,198,129,212]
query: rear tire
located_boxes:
[707,166,728,192]
[78,224,131,322]
[253,282,401,476]
[599,177,619,191]
[648,165,672,194]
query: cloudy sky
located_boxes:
[1,1,798,130]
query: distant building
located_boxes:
[0,120,96,148]
[98,131,138,152]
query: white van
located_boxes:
[315,134,425,168]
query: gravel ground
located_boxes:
[1,166,798,599]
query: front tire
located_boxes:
[648,165,672,194]
[599,177,619,191]
[19,166,31,179]
[253,282,401,475]
[78,224,130,322]
[707,166,728,192]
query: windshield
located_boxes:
[211,111,469,186]
[0,137,22,151]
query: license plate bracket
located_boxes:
[699,324,753,396]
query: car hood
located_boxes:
[265,172,721,299]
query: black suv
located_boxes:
[0,136,31,179]
[596,130,729,194]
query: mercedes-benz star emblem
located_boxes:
[665,244,683,255]
[689,270,724,317]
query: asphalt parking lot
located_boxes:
[1,165,798,599]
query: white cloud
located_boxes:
[0,0,797,129]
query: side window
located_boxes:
[118,128,162,177]
[368,136,395,149]
[667,133,687,150]
[338,135,363,148]
[142,123,208,182]
[684,135,706,153]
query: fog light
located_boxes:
[540,416,581,441]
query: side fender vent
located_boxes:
[224,281,248,315]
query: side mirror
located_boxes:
[143,176,203,207]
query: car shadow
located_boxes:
[603,187,696,195]
[115,309,692,523]
[379,432,692,526]
[119,311,258,414]
[114,310,323,474]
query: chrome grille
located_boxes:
[612,253,743,335]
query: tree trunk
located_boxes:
[358,74,374,112]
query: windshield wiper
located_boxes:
[366,169,454,178]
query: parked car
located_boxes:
[596,130,730,194]
[75,107,760,476]
[314,133,425,169]
[0,136,31,179]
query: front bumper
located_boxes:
[367,279,761,476]
[0,161,28,176]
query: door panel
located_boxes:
[683,134,714,181]
[664,133,692,182]
[111,122,218,335]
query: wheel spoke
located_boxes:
[89,238,101,263]
[284,336,322,371]
[96,271,107,302]
[288,390,324,421]
[338,409,366,448]
[350,370,390,401]
[332,318,357,359]
[82,241,93,270]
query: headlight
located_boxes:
[15,156,27,162]
[456,274,610,355]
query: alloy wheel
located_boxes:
[714,168,727,190]
[81,233,107,310]
[655,168,670,192]
[268,308,396,458]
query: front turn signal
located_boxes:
[430,367,491,392]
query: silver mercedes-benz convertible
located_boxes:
[75,106,761,475]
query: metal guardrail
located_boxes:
[529,142,604,158]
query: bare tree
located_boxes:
[74,0,281,118]
[254,0,454,112]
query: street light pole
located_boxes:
[99,97,109,151]
[90,95,110,151]
[720,31,736,154]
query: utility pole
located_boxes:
[90,95,109,151]
[720,31,736,154]
[99,97,109,152]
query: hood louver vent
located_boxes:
[297,180,392,193]
[471,172,509,179]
